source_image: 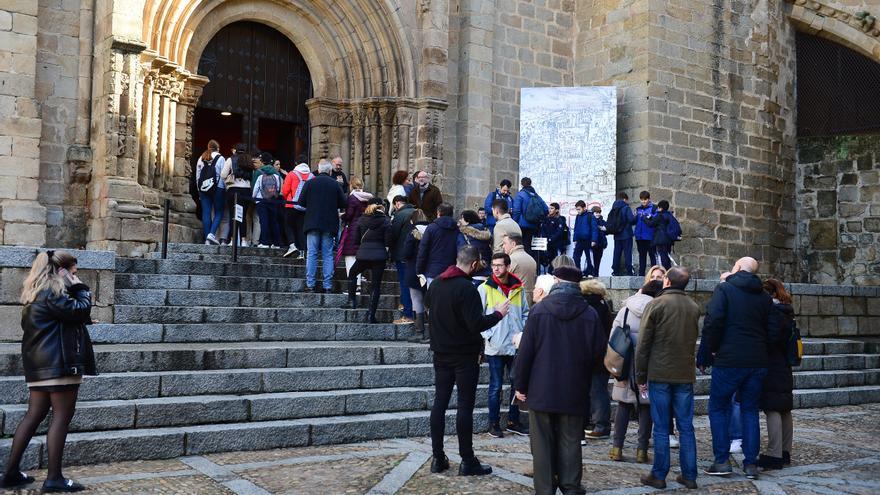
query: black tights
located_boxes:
[4,386,79,481]
[347,259,385,319]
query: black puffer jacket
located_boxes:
[20,284,97,382]
[403,223,430,290]
[355,212,392,262]
[760,302,795,412]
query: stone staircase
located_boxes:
[0,243,878,469]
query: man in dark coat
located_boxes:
[408,170,444,220]
[298,160,346,292]
[330,156,349,192]
[389,196,417,323]
[416,203,459,286]
[701,257,777,480]
[513,266,606,495]
[609,192,635,275]
[511,176,549,264]
[426,245,509,476]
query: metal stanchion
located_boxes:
[232,192,239,262]
[161,198,170,259]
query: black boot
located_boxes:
[340,279,358,309]
[757,454,784,470]
[368,292,380,324]
[458,456,492,476]
[430,454,450,473]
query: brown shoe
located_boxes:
[675,475,698,489]
[584,429,610,440]
[636,448,650,464]
[640,474,666,489]
[609,447,623,461]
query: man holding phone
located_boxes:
[478,252,530,438]
[426,246,510,477]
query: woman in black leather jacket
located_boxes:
[340,202,392,324]
[2,250,97,493]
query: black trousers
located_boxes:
[431,352,480,460]
[347,259,385,317]
[529,411,586,495]
[522,227,541,266]
[284,208,307,250]
[591,245,603,277]
[636,240,657,276]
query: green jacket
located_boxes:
[635,288,700,385]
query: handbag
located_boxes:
[604,309,633,379]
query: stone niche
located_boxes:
[0,247,116,341]
[796,135,880,285]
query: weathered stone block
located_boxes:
[61,428,185,465]
[160,370,261,397]
[249,392,345,421]
[261,368,360,392]
[135,396,249,428]
[307,414,408,445]
[2,222,45,246]
[817,296,843,316]
[807,316,838,337]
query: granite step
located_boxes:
[115,273,400,293]
[112,304,401,324]
[114,289,401,309]
[116,258,400,282]
[0,341,432,375]
[0,364,489,404]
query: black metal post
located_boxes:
[161,198,170,259]
[232,192,239,262]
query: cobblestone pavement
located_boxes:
[2,404,878,494]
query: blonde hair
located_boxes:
[644,265,667,285]
[201,139,219,162]
[20,250,78,304]
[349,176,364,192]
[365,204,385,215]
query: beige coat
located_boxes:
[492,214,522,254]
[509,245,537,306]
[610,292,653,404]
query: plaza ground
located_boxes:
[1,403,877,494]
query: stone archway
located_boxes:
[784,0,880,63]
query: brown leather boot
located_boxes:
[636,449,650,464]
[609,447,623,461]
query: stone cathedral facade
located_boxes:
[1,0,879,284]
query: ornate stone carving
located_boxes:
[789,1,880,38]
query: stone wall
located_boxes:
[0,1,46,247]
[603,276,880,338]
[0,246,115,341]
[796,135,880,285]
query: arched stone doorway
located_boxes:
[192,21,312,166]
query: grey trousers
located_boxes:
[529,411,586,495]
[613,403,652,450]
[764,410,793,457]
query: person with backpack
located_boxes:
[456,210,492,284]
[757,279,797,470]
[590,206,609,276]
[634,191,658,276]
[607,279,663,463]
[220,143,254,246]
[483,179,514,234]
[606,192,635,276]
[252,152,283,248]
[646,200,679,270]
[340,203,391,324]
[539,202,569,274]
[194,139,225,244]
[280,161,314,258]
[572,200,597,277]
[512,177,549,266]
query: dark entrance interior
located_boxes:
[193,21,312,168]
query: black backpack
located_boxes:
[605,205,626,235]
[197,155,220,194]
[232,155,251,182]
[524,192,547,225]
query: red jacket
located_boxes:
[281,168,313,209]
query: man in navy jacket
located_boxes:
[298,160,347,292]
[483,179,513,233]
[512,177,549,265]
[416,203,459,286]
[609,192,635,276]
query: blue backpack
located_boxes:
[666,212,682,242]
[524,192,547,225]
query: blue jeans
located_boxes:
[256,201,281,246]
[649,382,697,482]
[199,188,225,239]
[486,355,519,426]
[306,231,335,289]
[708,367,768,467]
[589,369,611,433]
[730,396,742,440]
[395,261,413,318]
[573,240,593,275]
[612,237,633,275]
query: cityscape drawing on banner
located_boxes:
[520,86,617,274]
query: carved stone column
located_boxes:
[379,105,395,194]
[172,75,208,216]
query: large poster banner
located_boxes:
[519,87,617,276]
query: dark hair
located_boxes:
[666,267,690,289]
[392,170,409,186]
[500,179,512,188]
[296,153,308,164]
[234,142,247,153]
[461,210,480,225]
[410,210,428,224]
[436,203,453,218]
[640,279,664,297]
[505,233,523,246]
[549,202,560,210]
[521,177,532,187]
[392,195,407,204]
[457,245,481,266]
[639,190,650,200]
[617,191,629,200]
[591,206,601,213]
[491,199,509,213]
[575,200,586,208]
[477,207,486,212]
[491,252,511,265]
[658,200,669,210]
[260,151,274,165]
[762,278,792,305]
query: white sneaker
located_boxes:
[669,434,680,449]
[204,240,212,245]
[240,239,250,247]
[283,245,298,258]
[296,252,305,260]
[270,245,280,249]
[206,233,220,245]
[730,439,742,454]
[257,244,269,249]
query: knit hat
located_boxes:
[553,266,582,284]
